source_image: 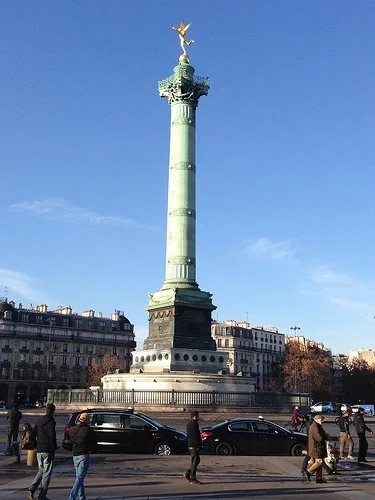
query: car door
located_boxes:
[123,414,155,453]
[251,421,291,455]
[227,421,259,455]
[91,413,124,452]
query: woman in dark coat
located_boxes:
[306,414,328,483]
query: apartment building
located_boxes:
[0,298,136,406]
[211,320,285,390]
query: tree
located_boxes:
[278,341,332,395]
[339,359,375,403]
[88,353,126,387]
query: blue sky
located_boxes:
[2,1,375,354]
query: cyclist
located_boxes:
[291,406,304,430]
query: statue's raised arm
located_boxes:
[172,20,195,57]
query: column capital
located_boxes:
[158,61,209,108]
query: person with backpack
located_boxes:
[68,412,97,500]
[28,403,57,500]
[337,409,354,460]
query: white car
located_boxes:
[351,405,374,416]
[310,401,336,414]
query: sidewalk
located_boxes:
[0,454,374,499]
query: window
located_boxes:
[21,314,29,322]
[60,369,67,381]
[75,357,80,366]
[224,339,229,347]
[94,413,121,428]
[217,339,222,347]
[36,315,43,324]
[230,421,251,432]
[99,321,106,331]
[253,422,284,434]
[1,366,9,379]
[113,347,117,355]
[62,356,67,365]
[88,321,94,330]
[126,415,149,430]
[63,344,68,353]
[62,318,69,327]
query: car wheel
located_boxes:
[291,443,306,456]
[154,442,172,456]
[215,442,234,456]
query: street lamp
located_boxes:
[290,326,301,393]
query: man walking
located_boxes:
[68,412,97,500]
[184,410,202,485]
[28,403,57,500]
[353,407,373,463]
[5,403,22,455]
[305,414,328,484]
[338,409,354,460]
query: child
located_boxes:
[14,423,35,464]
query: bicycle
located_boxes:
[284,418,308,433]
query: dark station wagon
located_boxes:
[62,409,188,455]
[201,417,308,456]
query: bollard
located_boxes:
[27,449,37,466]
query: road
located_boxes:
[0,410,374,499]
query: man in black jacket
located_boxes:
[353,407,373,463]
[68,412,97,500]
[5,403,22,455]
[28,403,57,500]
[184,410,202,485]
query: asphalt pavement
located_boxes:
[0,410,374,499]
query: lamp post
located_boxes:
[290,326,301,393]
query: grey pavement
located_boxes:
[0,453,374,499]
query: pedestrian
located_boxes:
[353,407,374,463]
[68,412,97,500]
[28,403,57,500]
[291,406,304,430]
[14,422,36,465]
[337,409,354,460]
[5,403,22,455]
[305,414,328,484]
[184,410,202,485]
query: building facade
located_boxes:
[0,298,136,406]
[211,320,285,390]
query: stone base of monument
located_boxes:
[102,370,255,393]
[129,348,228,374]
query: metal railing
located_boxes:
[47,388,309,408]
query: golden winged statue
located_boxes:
[172,20,195,56]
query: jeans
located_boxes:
[7,427,19,453]
[69,454,90,500]
[29,452,54,500]
[186,447,200,481]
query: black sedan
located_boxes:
[62,408,188,455]
[201,417,307,456]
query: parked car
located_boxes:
[351,405,374,416]
[310,401,336,414]
[62,409,188,455]
[201,417,307,456]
